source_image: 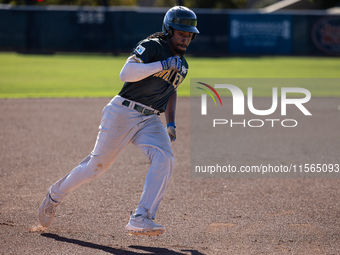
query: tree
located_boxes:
[1,0,247,8]
[0,0,138,6]
[309,0,340,8]
[185,0,247,8]
[153,0,247,8]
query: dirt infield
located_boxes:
[1,98,340,255]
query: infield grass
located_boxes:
[0,52,339,98]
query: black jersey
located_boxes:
[118,37,189,112]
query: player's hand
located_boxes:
[166,122,176,142]
[161,56,181,71]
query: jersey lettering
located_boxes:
[153,70,184,90]
[154,70,173,80]
[173,73,185,90]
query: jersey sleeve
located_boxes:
[130,39,160,64]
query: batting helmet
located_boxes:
[162,6,199,40]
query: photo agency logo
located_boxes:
[196,81,312,128]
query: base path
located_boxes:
[0,98,339,254]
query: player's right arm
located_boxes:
[120,55,163,82]
[120,40,181,83]
[120,55,181,82]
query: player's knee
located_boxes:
[86,159,110,180]
[150,149,174,174]
[167,152,174,169]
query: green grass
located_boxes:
[0,52,340,98]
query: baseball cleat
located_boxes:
[125,213,165,236]
[39,191,60,227]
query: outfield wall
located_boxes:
[0,5,339,56]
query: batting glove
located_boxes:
[161,56,181,71]
[166,122,176,142]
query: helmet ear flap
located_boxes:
[162,23,173,38]
[167,27,173,37]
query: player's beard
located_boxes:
[174,46,186,55]
[168,37,187,55]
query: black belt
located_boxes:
[122,100,160,116]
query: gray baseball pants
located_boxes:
[49,96,174,219]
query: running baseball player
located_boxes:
[38,6,199,236]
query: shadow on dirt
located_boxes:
[41,233,206,255]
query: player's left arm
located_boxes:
[165,91,177,142]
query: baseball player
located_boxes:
[38,6,199,236]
